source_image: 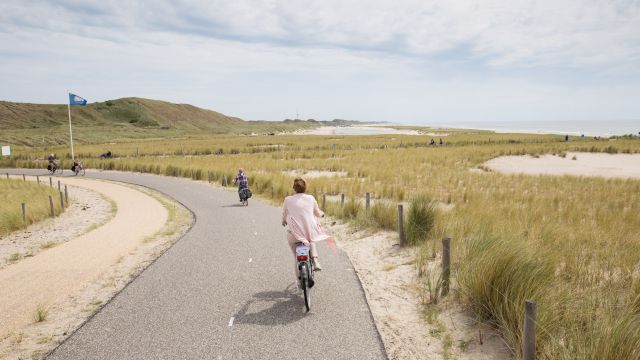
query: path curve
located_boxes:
[0,177,167,338]
[2,169,387,360]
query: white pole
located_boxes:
[67,94,75,161]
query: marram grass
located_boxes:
[0,178,67,236]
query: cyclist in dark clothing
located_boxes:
[234,168,249,202]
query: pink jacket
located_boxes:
[282,193,330,245]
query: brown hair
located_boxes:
[293,177,307,193]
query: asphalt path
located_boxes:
[2,169,387,360]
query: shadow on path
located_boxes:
[234,284,309,326]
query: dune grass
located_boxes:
[0,178,67,236]
[3,130,640,358]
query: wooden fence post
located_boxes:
[49,195,55,217]
[5,173,8,179]
[207,171,211,183]
[365,192,370,210]
[442,237,451,296]
[37,175,40,184]
[523,300,537,360]
[64,185,68,203]
[22,174,26,181]
[60,191,64,209]
[21,203,26,226]
[223,175,228,187]
[322,194,326,210]
[57,180,61,192]
[398,204,405,246]
[341,193,345,207]
[49,177,52,187]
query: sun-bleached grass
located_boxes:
[4,131,640,358]
[0,178,67,236]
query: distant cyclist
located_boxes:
[47,153,58,171]
[233,168,249,202]
[282,178,330,280]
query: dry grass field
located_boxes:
[0,179,68,237]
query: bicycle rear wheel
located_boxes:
[302,267,311,312]
[80,167,85,176]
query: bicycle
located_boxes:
[72,160,85,176]
[295,242,315,312]
[239,188,251,206]
[47,161,63,175]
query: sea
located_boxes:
[425,120,639,137]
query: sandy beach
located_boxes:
[297,126,422,136]
[484,152,640,179]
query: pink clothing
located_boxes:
[282,193,329,245]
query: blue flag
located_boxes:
[69,93,87,106]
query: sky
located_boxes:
[1,0,639,123]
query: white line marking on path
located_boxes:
[228,317,235,327]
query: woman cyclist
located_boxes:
[281,178,330,283]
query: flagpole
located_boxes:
[67,92,75,161]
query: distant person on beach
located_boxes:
[282,177,330,280]
[439,138,444,145]
[565,135,569,142]
[430,138,435,146]
[234,168,249,202]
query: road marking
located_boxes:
[249,258,253,263]
[228,317,235,327]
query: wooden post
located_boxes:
[365,192,370,210]
[442,237,451,296]
[223,175,228,187]
[60,191,64,209]
[57,180,61,192]
[36,175,40,184]
[49,195,55,217]
[49,177,52,187]
[398,204,405,246]
[341,193,345,207]
[22,174,26,181]
[5,173,8,179]
[271,186,274,198]
[64,185,68,203]
[207,171,211,183]
[322,194,326,210]
[21,203,26,226]
[523,300,537,360]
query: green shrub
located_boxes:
[404,195,436,246]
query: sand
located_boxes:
[0,178,167,341]
[0,184,113,269]
[283,170,348,178]
[329,223,508,359]
[484,152,640,179]
[297,126,422,136]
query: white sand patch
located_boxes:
[484,152,640,179]
[297,126,421,136]
[283,170,348,178]
[329,224,507,359]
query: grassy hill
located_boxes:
[0,98,348,146]
[0,97,244,131]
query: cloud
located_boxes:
[0,0,638,122]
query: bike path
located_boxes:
[3,169,387,360]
